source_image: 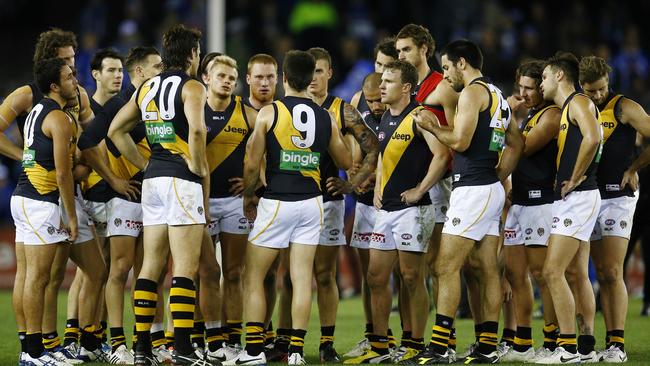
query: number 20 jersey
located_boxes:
[264,96,332,201]
[136,70,200,183]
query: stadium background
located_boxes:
[0,0,647,301]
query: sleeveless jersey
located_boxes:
[511,105,559,206]
[13,98,71,203]
[264,96,331,201]
[555,92,601,198]
[378,102,432,211]
[205,97,251,198]
[356,91,370,116]
[136,70,200,183]
[319,95,346,202]
[597,93,636,198]
[452,77,511,189]
[414,70,449,127]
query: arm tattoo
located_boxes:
[343,103,379,188]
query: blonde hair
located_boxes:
[210,55,238,73]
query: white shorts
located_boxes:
[11,196,69,245]
[551,190,601,242]
[106,197,143,237]
[429,177,452,223]
[248,196,323,248]
[60,196,95,244]
[319,200,346,245]
[207,196,252,237]
[141,177,206,226]
[442,182,505,241]
[369,205,434,252]
[83,200,107,237]
[504,204,553,246]
[591,194,638,241]
[350,202,377,249]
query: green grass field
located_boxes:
[1,291,648,365]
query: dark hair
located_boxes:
[516,59,545,86]
[90,48,124,72]
[374,37,398,60]
[396,24,435,58]
[162,24,202,71]
[125,46,160,73]
[384,60,418,91]
[307,47,332,68]
[579,56,612,84]
[545,51,579,83]
[441,39,483,70]
[198,52,222,77]
[33,28,78,63]
[34,58,67,95]
[247,53,277,74]
[282,50,316,91]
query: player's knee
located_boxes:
[111,255,134,279]
[596,265,621,284]
[314,267,335,288]
[84,264,108,283]
[223,265,242,284]
[542,265,562,284]
[399,267,422,291]
[530,267,545,285]
[366,268,388,290]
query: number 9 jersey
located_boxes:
[136,70,200,183]
[264,96,332,201]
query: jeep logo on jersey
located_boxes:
[145,122,176,143]
[224,125,248,135]
[601,121,615,129]
[279,150,320,171]
[392,132,411,141]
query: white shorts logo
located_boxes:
[528,190,541,199]
[606,184,620,191]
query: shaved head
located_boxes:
[362,72,382,91]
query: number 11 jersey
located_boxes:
[264,96,332,201]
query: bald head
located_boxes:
[361,72,385,119]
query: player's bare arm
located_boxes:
[561,95,600,198]
[401,118,451,204]
[79,141,141,200]
[228,104,259,196]
[413,84,484,152]
[0,85,33,160]
[522,107,561,156]
[619,97,650,138]
[107,94,149,170]
[77,85,95,127]
[373,152,383,210]
[423,79,459,127]
[242,104,271,220]
[183,79,208,177]
[45,110,77,241]
[496,116,525,181]
[350,90,362,109]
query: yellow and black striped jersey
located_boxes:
[452,77,511,188]
[264,96,332,201]
[555,91,601,197]
[136,70,200,183]
[377,101,432,211]
[596,93,636,198]
[511,104,559,206]
[205,97,251,198]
